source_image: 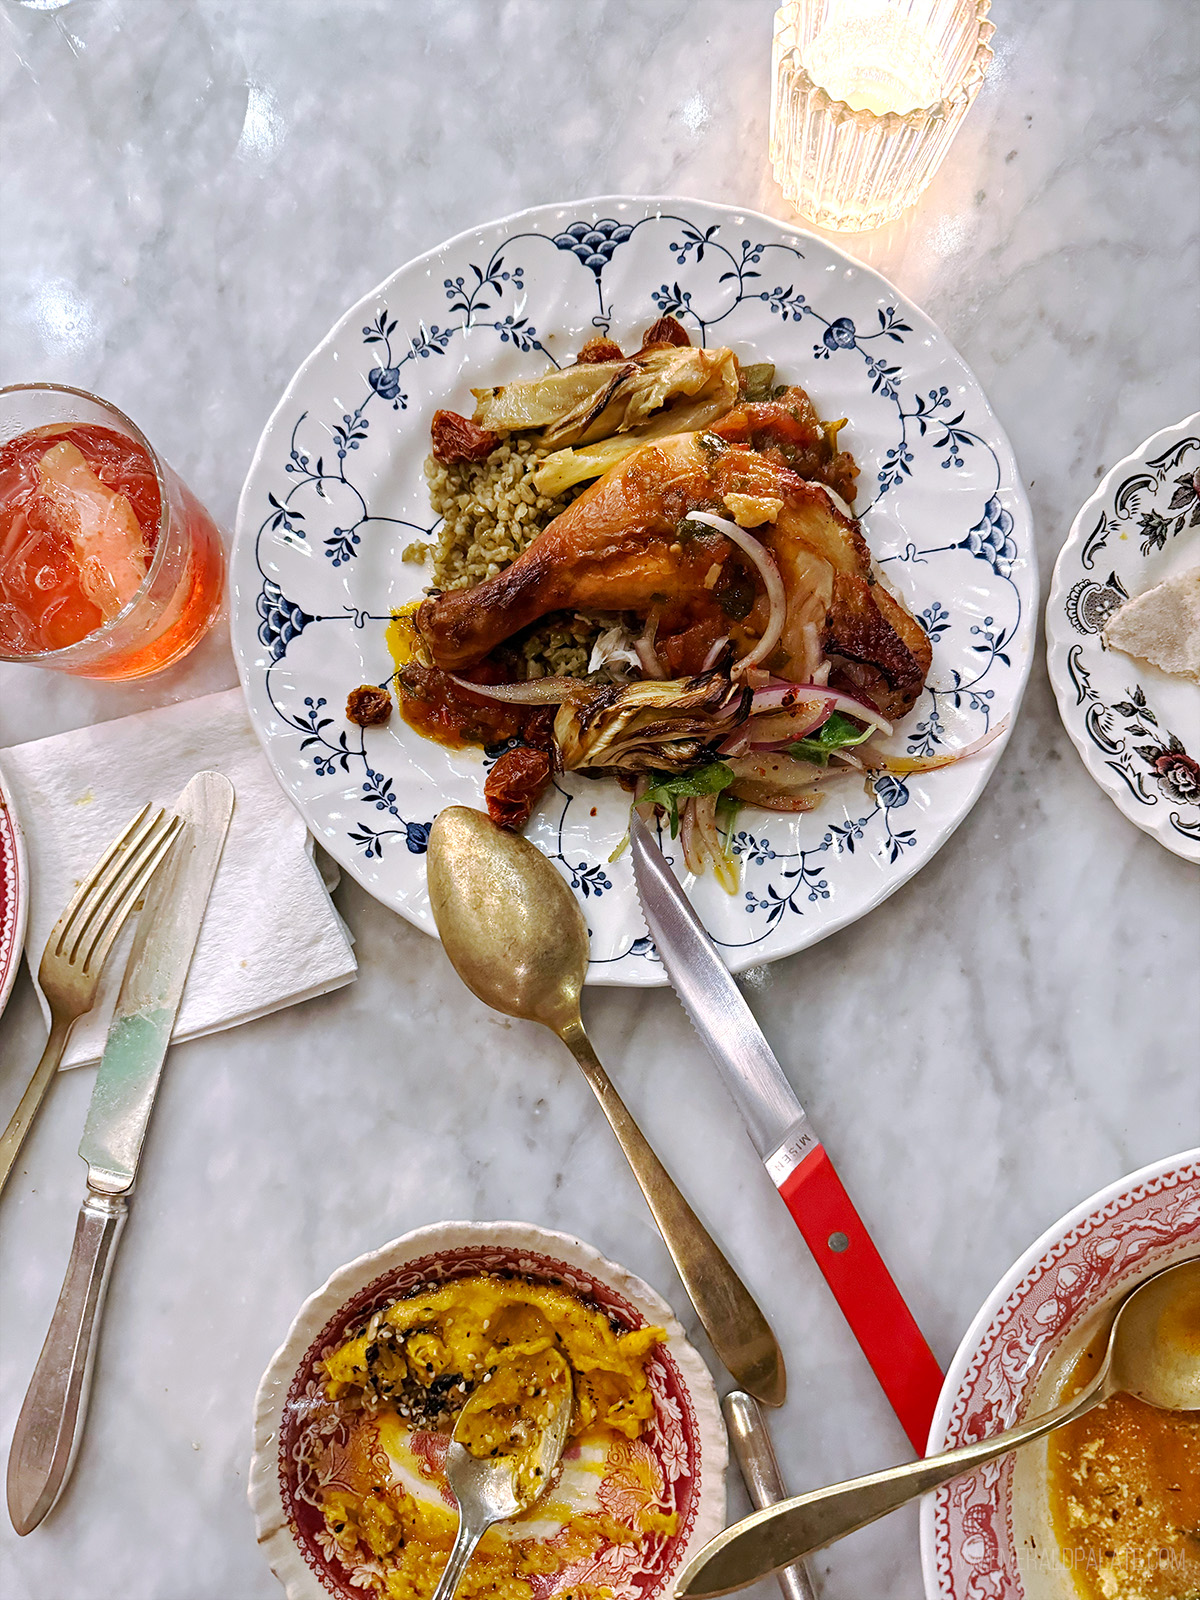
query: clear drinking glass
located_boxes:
[0,384,226,679]
[771,0,995,232]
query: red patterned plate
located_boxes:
[0,763,28,1020]
[920,1151,1200,1600]
[250,1221,726,1600]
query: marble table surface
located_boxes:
[1,2,1197,1596]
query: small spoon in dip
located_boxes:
[427,804,786,1409]
[673,1257,1200,1597]
[432,1349,573,1600]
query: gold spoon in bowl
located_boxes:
[433,1350,573,1600]
[426,805,785,1409]
[674,1256,1200,1598]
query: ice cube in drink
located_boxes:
[0,423,158,654]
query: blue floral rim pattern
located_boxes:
[231,197,1037,984]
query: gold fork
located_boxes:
[0,804,184,1199]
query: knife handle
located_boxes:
[723,1391,818,1600]
[6,1189,127,1535]
[779,1146,942,1454]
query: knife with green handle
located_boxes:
[6,771,233,1535]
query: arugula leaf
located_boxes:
[786,711,874,766]
[641,762,735,835]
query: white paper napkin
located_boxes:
[0,687,357,1068]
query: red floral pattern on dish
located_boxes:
[929,1162,1200,1599]
[0,792,20,1009]
[277,1244,703,1600]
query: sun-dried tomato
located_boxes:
[345,684,392,726]
[710,389,859,505]
[430,409,501,466]
[638,315,691,351]
[485,746,553,831]
[575,336,625,364]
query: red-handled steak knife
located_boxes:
[630,812,942,1452]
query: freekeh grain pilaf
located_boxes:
[409,437,604,678]
[416,437,573,593]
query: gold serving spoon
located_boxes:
[427,805,785,1408]
[675,1257,1200,1597]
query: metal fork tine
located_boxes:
[65,808,173,966]
[57,807,164,964]
[46,804,153,965]
[79,814,185,978]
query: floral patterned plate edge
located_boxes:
[0,762,29,1021]
[919,1149,1200,1600]
[1045,413,1200,862]
[249,1219,726,1600]
[230,194,1037,985]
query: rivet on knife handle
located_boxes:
[777,1144,943,1453]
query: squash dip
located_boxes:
[1047,1317,1200,1600]
[313,1274,678,1600]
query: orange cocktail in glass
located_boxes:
[0,384,225,679]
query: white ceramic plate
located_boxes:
[920,1150,1200,1600]
[1046,414,1200,862]
[250,1220,725,1600]
[0,763,28,1019]
[231,196,1036,983]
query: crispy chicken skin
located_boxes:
[417,428,931,720]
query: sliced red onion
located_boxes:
[818,484,856,522]
[679,796,701,872]
[827,694,892,734]
[798,620,824,682]
[633,607,666,679]
[634,635,666,679]
[731,790,820,814]
[874,718,1007,774]
[742,701,832,746]
[745,680,893,736]
[747,680,837,713]
[724,751,829,811]
[448,673,591,705]
[693,791,723,866]
[700,634,731,672]
[685,511,786,676]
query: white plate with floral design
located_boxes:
[1046,414,1200,862]
[0,763,29,1020]
[920,1150,1200,1600]
[250,1219,725,1600]
[231,195,1036,983]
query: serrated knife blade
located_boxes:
[630,811,943,1454]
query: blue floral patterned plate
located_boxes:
[1046,414,1200,862]
[230,197,1036,984]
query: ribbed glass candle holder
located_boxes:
[771,0,994,232]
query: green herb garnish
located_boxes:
[641,762,736,834]
[786,711,874,766]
